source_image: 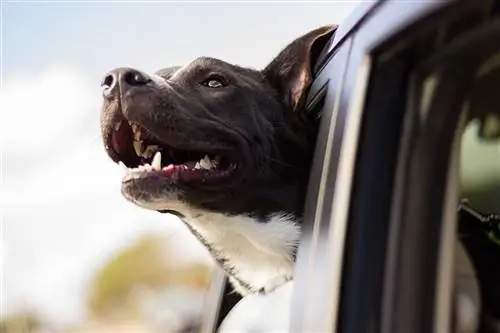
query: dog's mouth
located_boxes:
[108,119,237,184]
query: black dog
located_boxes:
[100,26,336,295]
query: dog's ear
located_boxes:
[263,25,337,112]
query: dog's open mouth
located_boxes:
[109,119,237,184]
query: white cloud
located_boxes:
[1,67,210,326]
[0,66,100,153]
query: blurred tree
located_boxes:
[0,312,41,333]
[87,234,212,320]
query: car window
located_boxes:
[456,52,500,333]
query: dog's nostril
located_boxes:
[101,68,150,98]
[123,70,151,86]
[101,74,115,89]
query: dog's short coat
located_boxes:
[100,25,337,295]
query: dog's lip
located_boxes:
[103,117,141,167]
[107,116,232,160]
[118,151,239,189]
[120,162,238,185]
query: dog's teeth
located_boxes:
[152,151,162,170]
[194,162,201,170]
[118,161,128,172]
[199,159,210,170]
[133,141,144,156]
[114,122,122,131]
[138,164,149,172]
[142,145,159,159]
[199,155,215,170]
[131,123,142,140]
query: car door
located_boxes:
[199,0,500,332]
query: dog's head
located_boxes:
[100,26,336,219]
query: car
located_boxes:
[198,1,500,332]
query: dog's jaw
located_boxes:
[132,197,300,295]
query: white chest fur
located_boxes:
[186,210,301,294]
[136,198,301,295]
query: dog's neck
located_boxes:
[147,200,301,295]
[184,210,301,295]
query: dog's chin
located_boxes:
[119,165,241,214]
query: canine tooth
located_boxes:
[114,122,122,131]
[133,141,144,155]
[131,123,142,140]
[134,131,142,141]
[118,161,128,172]
[152,151,162,170]
[194,162,201,170]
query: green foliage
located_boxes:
[0,312,40,333]
[87,234,211,319]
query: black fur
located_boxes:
[100,25,337,221]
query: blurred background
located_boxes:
[0,2,360,332]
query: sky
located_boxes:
[0,1,360,327]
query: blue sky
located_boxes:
[4,2,358,78]
[1,2,359,326]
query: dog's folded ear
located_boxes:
[263,25,337,112]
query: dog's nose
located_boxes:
[101,67,151,98]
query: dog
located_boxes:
[100,25,336,296]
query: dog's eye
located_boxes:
[201,75,226,88]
